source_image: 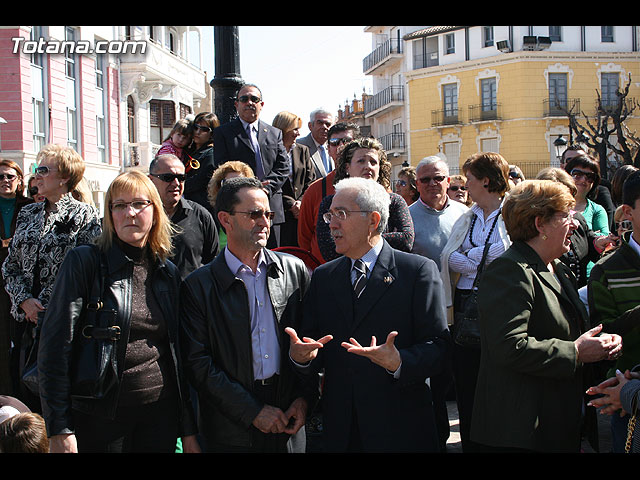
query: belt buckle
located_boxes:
[256,375,276,386]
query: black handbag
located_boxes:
[69,247,120,400]
[20,315,43,396]
[453,213,500,348]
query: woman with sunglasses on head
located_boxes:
[38,170,198,453]
[185,112,220,215]
[439,152,511,452]
[315,136,414,262]
[2,145,101,412]
[0,160,33,395]
[395,166,419,206]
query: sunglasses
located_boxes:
[110,200,152,213]
[193,124,212,133]
[570,168,597,183]
[509,171,522,179]
[617,220,633,231]
[395,179,407,187]
[418,175,446,185]
[0,173,17,181]
[448,185,467,191]
[237,94,262,104]
[328,137,352,147]
[34,165,57,177]
[150,173,186,183]
[231,209,275,221]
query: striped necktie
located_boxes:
[352,259,367,298]
[247,124,266,179]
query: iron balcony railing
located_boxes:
[364,85,404,115]
[363,38,402,73]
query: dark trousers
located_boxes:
[452,288,483,453]
[74,395,179,453]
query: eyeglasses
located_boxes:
[237,94,261,104]
[448,185,467,191]
[150,173,186,183]
[231,209,275,221]
[395,179,407,187]
[555,210,576,225]
[328,137,352,147]
[509,171,523,179]
[34,165,57,177]
[322,208,371,224]
[570,168,597,183]
[110,200,153,213]
[418,175,446,185]
[0,173,17,181]
[193,124,212,133]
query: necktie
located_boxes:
[247,124,265,179]
[319,144,331,173]
[352,259,367,298]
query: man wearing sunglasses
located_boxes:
[212,83,290,248]
[149,154,219,280]
[297,108,335,178]
[179,176,314,453]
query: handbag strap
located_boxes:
[472,211,501,290]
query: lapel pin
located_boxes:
[384,276,393,284]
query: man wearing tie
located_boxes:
[213,83,290,247]
[286,177,451,452]
[297,108,334,178]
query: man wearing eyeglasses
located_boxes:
[179,176,314,453]
[286,177,451,452]
[148,154,219,280]
[212,83,290,248]
[297,108,335,179]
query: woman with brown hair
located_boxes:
[185,112,220,213]
[471,180,621,452]
[0,159,33,395]
[439,152,511,452]
[38,170,198,453]
[316,136,414,261]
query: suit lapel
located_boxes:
[352,241,396,329]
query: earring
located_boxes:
[542,234,548,241]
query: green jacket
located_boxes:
[588,233,640,374]
[472,241,592,452]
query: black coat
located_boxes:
[179,248,315,447]
[297,240,451,452]
[38,242,196,438]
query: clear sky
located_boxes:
[201,26,373,136]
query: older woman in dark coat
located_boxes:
[471,180,622,452]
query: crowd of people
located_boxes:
[1,81,640,454]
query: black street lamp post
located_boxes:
[210,26,244,125]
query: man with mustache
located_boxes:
[148,154,219,280]
[179,176,314,453]
[212,83,290,248]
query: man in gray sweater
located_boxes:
[408,155,468,452]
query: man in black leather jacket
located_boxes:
[179,176,315,452]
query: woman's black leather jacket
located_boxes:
[38,241,197,438]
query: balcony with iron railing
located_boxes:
[597,97,637,115]
[364,86,404,116]
[543,98,580,117]
[432,108,461,127]
[468,103,502,122]
[378,132,405,152]
[363,38,403,74]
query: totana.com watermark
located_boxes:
[12,37,147,55]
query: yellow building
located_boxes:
[394,26,640,179]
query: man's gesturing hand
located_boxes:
[341,331,402,372]
[285,327,333,365]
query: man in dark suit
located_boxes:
[286,177,451,452]
[297,108,334,178]
[212,83,290,247]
